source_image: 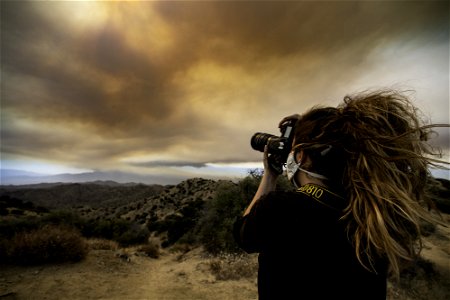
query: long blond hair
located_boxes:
[294,89,448,278]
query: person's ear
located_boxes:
[295,150,304,164]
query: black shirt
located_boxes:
[233,183,387,300]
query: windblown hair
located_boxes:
[293,89,448,278]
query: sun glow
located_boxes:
[63,1,109,29]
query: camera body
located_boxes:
[250,119,296,174]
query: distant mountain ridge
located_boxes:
[0,169,187,186]
[0,181,166,209]
[2,175,450,214]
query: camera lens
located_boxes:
[250,132,277,152]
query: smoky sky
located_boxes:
[1,1,448,177]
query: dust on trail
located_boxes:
[0,248,258,300]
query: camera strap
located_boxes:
[297,183,345,210]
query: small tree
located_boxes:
[196,169,294,254]
[197,180,245,254]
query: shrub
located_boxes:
[6,225,88,265]
[115,224,149,247]
[147,199,204,247]
[194,169,294,254]
[208,253,258,280]
[87,238,119,250]
[85,219,113,239]
[137,242,160,259]
[0,237,9,263]
[388,256,450,299]
[42,210,87,230]
[0,216,41,239]
[196,181,245,254]
[83,218,149,247]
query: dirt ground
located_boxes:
[0,218,448,300]
[0,247,258,300]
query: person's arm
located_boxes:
[243,145,279,216]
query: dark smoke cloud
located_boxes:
[131,161,208,169]
[1,1,448,178]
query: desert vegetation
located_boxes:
[1,225,87,265]
[0,173,449,299]
[0,171,290,257]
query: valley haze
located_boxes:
[0,168,246,186]
[1,166,449,187]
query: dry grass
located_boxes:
[4,225,88,265]
[204,250,449,300]
[387,256,450,300]
[208,253,258,281]
[87,238,119,251]
[137,242,161,259]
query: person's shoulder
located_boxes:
[266,190,300,199]
[261,190,305,207]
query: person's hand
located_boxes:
[243,144,279,216]
[263,145,279,180]
[279,114,301,128]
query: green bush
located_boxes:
[147,199,204,248]
[115,223,149,247]
[0,216,44,241]
[196,169,293,254]
[83,218,149,247]
[196,180,249,254]
[42,210,87,230]
[3,225,88,265]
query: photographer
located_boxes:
[233,89,448,299]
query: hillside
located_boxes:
[0,182,165,209]
[0,178,230,249]
[2,176,449,224]
[1,177,450,247]
[0,176,449,299]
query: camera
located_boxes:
[250,119,296,174]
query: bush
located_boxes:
[4,225,88,265]
[87,238,119,250]
[84,218,149,247]
[137,242,160,258]
[208,253,258,280]
[196,180,249,254]
[388,256,450,299]
[147,199,204,248]
[115,224,149,247]
[194,169,293,254]
[42,210,87,230]
[0,216,41,239]
[0,237,9,263]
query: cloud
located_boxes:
[130,160,208,169]
[1,1,448,180]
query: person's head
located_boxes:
[289,89,448,277]
[288,106,346,191]
[291,89,436,193]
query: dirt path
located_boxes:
[0,248,257,300]
[1,217,448,300]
